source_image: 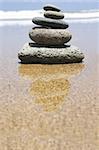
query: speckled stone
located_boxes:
[44,11,64,19]
[43,4,61,12]
[29,28,72,46]
[18,43,84,64]
[32,17,69,29]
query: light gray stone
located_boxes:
[43,4,61,12]
[18,43,84,64]
[32,17,69,29]
[44,11,64,19]
[29,28,72,46]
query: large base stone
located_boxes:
[18,43,84,64]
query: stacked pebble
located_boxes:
[29,4,72,46]
[18,4,84,64]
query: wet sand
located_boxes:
[0,23,99,149]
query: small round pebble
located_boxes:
[43,4,61,12]
[44,11,64,19]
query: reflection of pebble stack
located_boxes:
[29,4,72,46]
[19,63,84,111]
[18,4,84,64]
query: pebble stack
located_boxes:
[18,4,84,64]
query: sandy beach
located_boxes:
[0,22,99,149]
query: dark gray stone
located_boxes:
[43,4,61,12]
[18,43,84,64]
[44,11,64,19]
[29,28,72,46]
[32,17,69,29]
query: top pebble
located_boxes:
[43,4,61,12]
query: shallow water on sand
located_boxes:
[0,23,99,149]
